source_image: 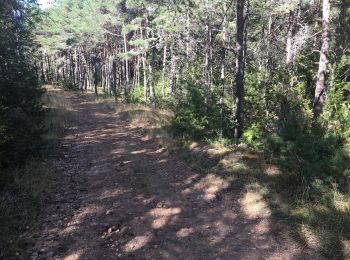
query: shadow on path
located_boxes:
[27,90,322,260]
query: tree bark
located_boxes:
[279,10,297,132]
[170,43,176,95]
[313,0,330,118]
[162,34,167,97]
[123,27,130,95]
[234,0,245,140]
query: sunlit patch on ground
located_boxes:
[176,227,195,238]
[148,207,182,229]
[123,233,153,253]
[332,190,350,212]
[64,249,84,260]
[252,219,270,235]
[131,149,148,154]
[298,224,320,250]
[265,164,282,176]
[207,220,231,244]
[61,205,103,236]
[187,173,231,201]
[342,240,350,259]
[218,153,246,172]
[240,191,271,219]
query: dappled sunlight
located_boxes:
[342,240,350,259]
[176,227,195,238]
[123,233,153,253]
[115,103,173,132]
[298,224,320,250]
[264,164,282,176]
[187,173,232,201]
[218,152,248,172]
[131,149,148,155]
[240,191,271,219]
[99,187,129,200]
[148,207,182,229]
[207,220,232,245]
[252,219,270,235]
[207,147,232,157]
[60,205,104,236]
[26,88,323,259]
[110,148,129,155]
[64,249,84,260]
[332,190,350,213]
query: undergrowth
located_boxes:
[111,96,350,259]
[0,87,74,258]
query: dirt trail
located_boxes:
[25,89,321,260]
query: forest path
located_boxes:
[26,88,320,260]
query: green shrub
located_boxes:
[170,84,234,140]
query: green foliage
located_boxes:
[171,84,234,140]
[243,123,262,144]
[0,0,45,169]
[128,84,145,103]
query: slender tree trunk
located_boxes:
[136,56,140,87]
[234,0,245,140]
[279,10,297,132]
[112,57,118,103]
[313,0,330,118]
[220,1,227,137]
[149,63,155,106]
[170,43,176,95]
[123,28,129,95]
[162,35,167,97]
[285,11,296,68]
[204,1,210,100]
[140,26,148,102]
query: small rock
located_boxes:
[106,210,114,215]
[238,143,248,149]
[108,225,119,234]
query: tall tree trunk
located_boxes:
[285,11,296,68]
[204,0,210,101]
[123,28,129,95]
[220,0,228,137]
[313,0,330,118]
[162,35,167,97]
[140,26,148,102]
[170,43,176,95]
[234,0,245,140]
[279,10,297,132]
[149,63,155,106]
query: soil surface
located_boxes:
[24,89,322,259]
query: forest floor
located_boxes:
[22,87,324,260]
